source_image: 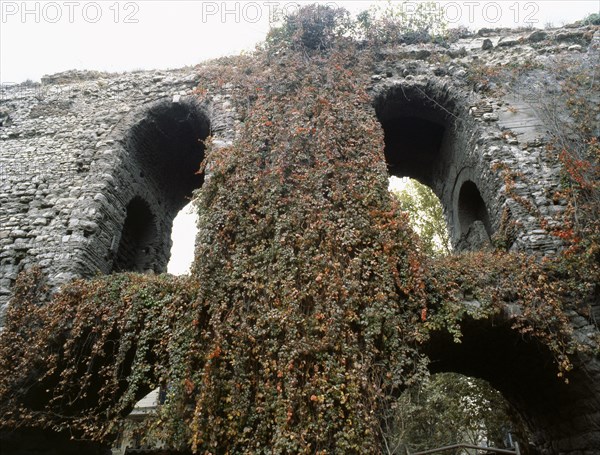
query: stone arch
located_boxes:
[451,167,494,250]
[373,81,495,250]
[373,80,600,452]
[112,97,210,272]
[101,96,211,274]
[122,98,209,214]
[421,316,600,453]
[457,181,491,234]
[452,167,492,237]
[112,196,158,273]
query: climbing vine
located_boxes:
[0,268,200,438]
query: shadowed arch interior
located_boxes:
[127,100,210,215]
[374,85,454,189]
[421,317,594,451]
[110,99,211,274]
[382,116,446,186]
[113,197,157,273]
[458,180,492,236]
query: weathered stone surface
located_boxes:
[528,30,548,43]
[1,67,237,319]
[456,220,493,251]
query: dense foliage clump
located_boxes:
[176,29,432,453]
[0,269,199,438]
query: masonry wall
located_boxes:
[1,25,598,320]
[0,67,239,321]
[369,25,598,255]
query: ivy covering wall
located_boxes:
[1,6,598,454]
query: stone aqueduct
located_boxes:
[0,25,599,453]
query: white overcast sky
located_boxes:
[1,1,598,83]
[1,1,598,274]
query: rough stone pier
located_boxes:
[1,22,599,454]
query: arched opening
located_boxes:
[109,98,210,274]
[387,372,528,453]
[458,180,492,236]
[126,100,209,215]
[419,317,598,453]
[113,197,158,273]
[375,83,493,250]
[375,84,459,248]
[376,85,451,189]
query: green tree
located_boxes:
[391,178,452,256]
[265,4,353,52]
[355,1,448,45]
[384,373,528,454]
